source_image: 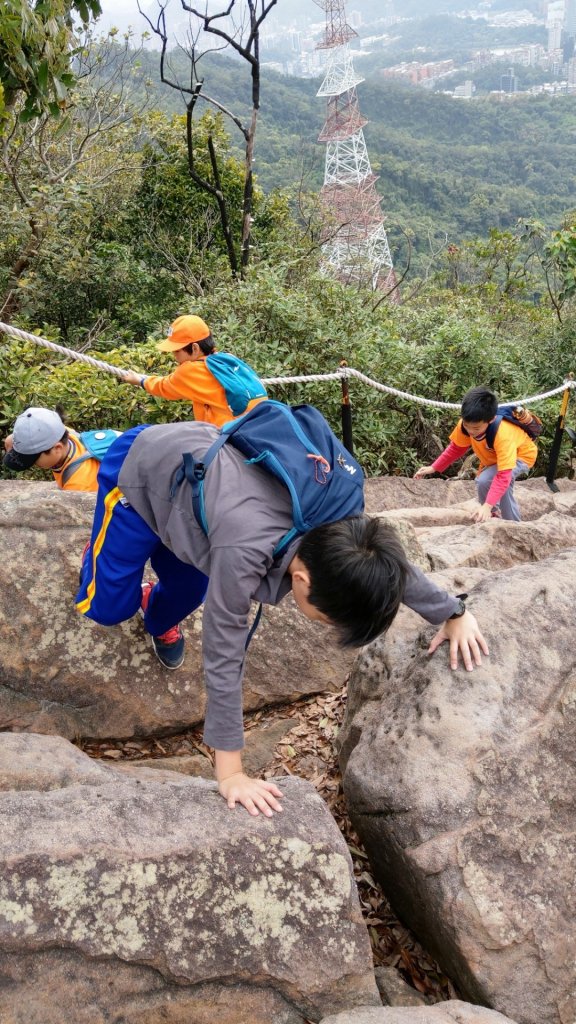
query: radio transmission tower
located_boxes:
[314,0,398,297]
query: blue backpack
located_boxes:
[485,405,543,450]
[205,353,267,416]
[171,400,365,560]
[61,429,122,485]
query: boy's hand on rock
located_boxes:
[428,610,489,672]
[218,772,283,817]
[413,465,435,479]
[472,503,493,523]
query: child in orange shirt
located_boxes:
[121,314,266,428]
[3,407,103,492]
[414,385,537,522]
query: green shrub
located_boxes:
[1,268,574,480]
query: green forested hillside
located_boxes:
[2,29,576,482]
[129,48,576,255]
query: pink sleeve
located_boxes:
[485,469,513,506]
[431,441,470,473]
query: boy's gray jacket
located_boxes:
[119,422,460,752]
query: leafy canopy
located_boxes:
[0,0,102,122]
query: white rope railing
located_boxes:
[1,320,574,410]
[0,321,128,379]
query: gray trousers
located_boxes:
[476,460,530,521]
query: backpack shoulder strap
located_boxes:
[60,435,94,486]
[60,429,122,485]
[169,433,231,535]
[485,415,503,450]
[61,453,92,486]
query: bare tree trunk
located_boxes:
[142,0,278,279]
[240,106,258,275]
[207,132,239,278]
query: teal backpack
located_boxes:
[205,353,267,416]
[61,429,122,485]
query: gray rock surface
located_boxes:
[374,966,428,1007]
[417,512,576,571]
[0,483,353,739]
[364,476,576,523]
[0,732,378,1023]
[340,551,576,1024]
[320,1002,519,1023]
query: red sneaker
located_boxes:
[140,582,185,670]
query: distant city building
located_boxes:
[472,43,545,67]
[349,10,362,29]
[454,79,475,98]
[547,0,565,51]
[489,10,539,27]
[361,34,391,49]
[549,48,565,72]
[289,30,302,53]
[381,58,455,86]
[473,49,493,68]
[548,18,563,50]
[500,68,518,92]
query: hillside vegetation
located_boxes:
[126,49,576,256]
[1,38,575,481]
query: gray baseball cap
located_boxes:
[3,407,66,472]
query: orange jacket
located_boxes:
[52,430,100,492]
[142,358,264,428]
[450,418,537,471]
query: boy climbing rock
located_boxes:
[3,407,119,492]
[414,385,538,522]
[77,416,489,818]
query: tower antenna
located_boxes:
[314,0,399,297]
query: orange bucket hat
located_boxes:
[157,314,211,352]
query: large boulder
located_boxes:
[364,478,475,514]
[364,477,576,524]
[320,1004,519,1023]
[339,551,576,1024]
[417,512,576,571]
[336,566,490,772]
[0,483,354,739]
[0,732,379,1023]
[319,1003,518,1019]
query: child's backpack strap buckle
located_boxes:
[170,452,205,499]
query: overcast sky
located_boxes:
[94,0,366,37]
[97,0,149,34]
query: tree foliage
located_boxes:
[2,36,576,484]
[0,0,102,123]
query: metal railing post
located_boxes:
[340,361,354,455]
[546,376,573,492]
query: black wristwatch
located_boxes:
[448,593,468,620]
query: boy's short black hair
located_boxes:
[461,386,499,424]
[297,516,409,648]
[183,334,215,357]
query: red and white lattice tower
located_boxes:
[314,0,398,296]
